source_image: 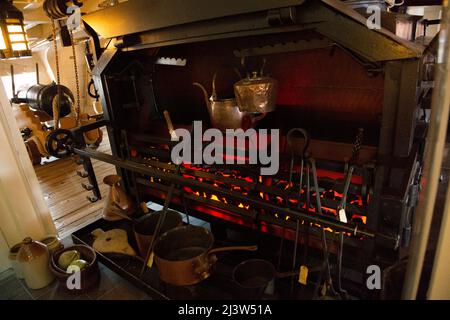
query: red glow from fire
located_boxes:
[146,158,368,241]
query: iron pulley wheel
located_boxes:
[45,129,75,158]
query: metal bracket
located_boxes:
[77,170,89,178]
[87,195,99,202]
[79,156,101,201]
[408,184,419,208]
[266,6,297,26]
[70,121,106,202]
[82,183,94,191]
[233,38,332,58]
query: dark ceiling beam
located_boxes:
[404,0,443,6]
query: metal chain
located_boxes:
[69,29,81,126]
[51,19,61,129]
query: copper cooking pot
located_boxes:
[154,225,257,286]
[134,210,182,257]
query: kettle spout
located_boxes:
[193,82,210,108]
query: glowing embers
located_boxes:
[144,159,367,227]
[266,175,367,225]
[182,185,252,211]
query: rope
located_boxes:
[51,19,61,129]
[51,95,59,126]
[69,29,81,126]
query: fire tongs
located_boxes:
[335,128,364,300]
[285,129,333,295]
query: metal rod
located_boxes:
[290,218,300,294]
[428,163,450,299]
[133,152,365,213]
[299,158,304,195]
[182,196,191,225]
[339,166,354,210]
[292,157,304,269]
[310,158,323,215]
[10,65,15,98]
[139,177,177,277]
[321,228,336,296]
[277,227,285,270]
[288,155,294,186]
[337,232,348,299]
[402,1,450,300]
[74,147,394,241]
[285,136,302,275]
[136,156,364,216]
[139,110,179,277]
[306,163,310,212]
[312,155,336,296]
[36,62,40,84]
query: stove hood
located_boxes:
[82,0,423,62]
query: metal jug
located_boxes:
[193,71,246,132]
[102,174,135,221]
[17,238,54,290]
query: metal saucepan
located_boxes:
[134,210,182,258]
[108,208,182,258]
[232,259,298,299]
[154,225,257,286]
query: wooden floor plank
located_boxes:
[35,129,115,236]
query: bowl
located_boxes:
[50,245,100,292]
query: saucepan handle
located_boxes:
[194,246,258,277]
[208,245,258,255]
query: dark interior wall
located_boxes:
[106,30,384,145]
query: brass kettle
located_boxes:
[234,58,278,114]
[193,70,246,132]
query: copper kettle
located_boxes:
[234,58,278,114]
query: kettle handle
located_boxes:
[212,72,219,100]
[240,57,267,77]
[211,68,242,100]
[260,58,267,76]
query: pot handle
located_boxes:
[208,245,258,255]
